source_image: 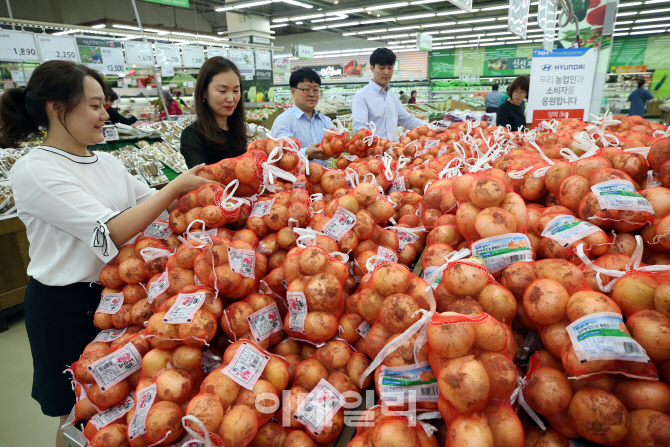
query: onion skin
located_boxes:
[614,378,670,414]
[447,414,493,447]
[624,409,670,447]
[482,404,524,447]
[626,310,670,362]
[568,388,630,445]
[525,366,572,416]
[437,356,490,413]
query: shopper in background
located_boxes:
[351,48,427,139]
[271,68,333,166]
[174,90,189,110]
[0,60,213,447]
[103,85,138,125]
[398,90,409,104]
[496,75,529,131]
[159,91,183,120]
[485,84,502,113]
[408,90,417,104]
[180,57,248,167]
[628,79,654,117]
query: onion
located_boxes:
[427,320,475,359]
[536,349,564,372]
[624,409,670,447]
[614,378,670,413]
[472,317,507,352]
[566,290,622,322]
[626,310,670,362]
[539,320,571,360]
[482,404,523,447]
[437,356,489,413]
[523,426,570,447]
[372,418,421,447]
[544,408,580,439]
[447,414,493,447]
[522,279,569,325]
[568,388,630,444]
[477,352,517,400]
[525,366,572,416]
[610,273,658,318]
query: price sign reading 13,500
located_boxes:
[106,64,125,73]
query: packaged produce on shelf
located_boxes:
[111,144,170,186]
[58,111,670,447]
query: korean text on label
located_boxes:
[142,219,173,240]
[287,291,308,334]
[96,293,124,315]
[163,292,206,324]
[293,379,345,436]
[147,269,170,304]
[321,207,357,242]
[228,247,256,278]
[128,383,157,440]
[248,302,284,342]
[541,214,601,248]
[221,342,270,390]
[471,233,533,273]
[88,344,142,391]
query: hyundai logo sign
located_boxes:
[542,64,552,71]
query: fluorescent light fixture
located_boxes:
[295,21,303,24]
[630,28,668,33]
[328,21,360,27]
[470,38,496,42]
[272,18,290,22]
[633,22,670,28]
[270,23,288,28]
[360,18,397,24]
[640,7,670,12]
[312,16,348,22]
[498,36,522,40]
[91,24,106,28]
[635,16,670,21]
[342,32,358,36]
[171,31,196,36]
[279,0,313,8]
[437,9,478,15]
[410,0,444,4]
[368,36,384,40]
[619,2,642,6]
[215,6,234,11]
[312,26,328,29]
[112,24,142,30]
[645,0,670,3]
[290,14,324,20]
[144,28,171,34]
[459,18,495,24]
[474,24,508,30]
[234,0,272,8]
[481,5,508,10]
[617,11,638,15]
[421,22,455,28]
[386,33,409,38]
[393,25,421,30]
[440,27,472,33]
[53,29,80,36]
[613,32,630,36]
[616,20,634,24]
[365,2,409,10]
[615,27,631,30]
[326,8,364,15]
[433,36,455,40]
[358,28,387,34]
[486,31,512,36]
[424,30,441,34]
[398,13,436,20]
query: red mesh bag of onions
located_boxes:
[319,120,350,158]
[220,292,287,350]
[347,408,442,447]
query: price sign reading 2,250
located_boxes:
[56,50,76,59]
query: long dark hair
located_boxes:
[194,57,247,155]
[0,60,106,147]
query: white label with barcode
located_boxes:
[590,180,655,214]
[389,176,406,193]
[94,327,128,343]
[378,362,439,404]
[147,269,170,304]
[541,214,602,248]
[293,379,345,436]
[87,344,142,391]
[377,246,398,265]
[96,293,124,315]
[437,147,449,157]
[128,384,157,440]
[188,228,218,244]
[397,230,420,250]
[142,219,173,240]
[228,247,256,278]
[321,207,357,242]
[248,302,284,342]
[287,291,308,334]
[566,312,650,364]
[423,139,440,149]
[163,292,206,324]
[293,181,307,190]
[90,394,134,430]
[250,198,275,218]
[356,321,372,339]
[221,342,270,390]
[471,233,533,274]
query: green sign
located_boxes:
[142,0,190,7]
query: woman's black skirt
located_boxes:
[24,278,102,417]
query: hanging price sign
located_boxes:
[125,41,154,65]
[207,46,228,59]
[155,43,181,68]
[37,35,78,62]
[182,45,205,67]
[76,36,126,75]
[0,30,39,62]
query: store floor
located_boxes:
[0,312,57,447]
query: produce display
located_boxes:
[61,112,670,447]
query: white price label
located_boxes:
[0,30,39,62]
[378,362,439,404]
[125,41,154,65]
[423,139,440,149]
[229,49,255,76]
[255,50,272,71]
[188,228,218,244]
[228,247,256,278]
[389,177,406,193]
[250,198,275,218]
[293,182,307,190]
[87,344,143,391]
[94,327,128,343]
[397,230,420,250]
[591,180,655,214]
[541,214,602,248]
[163,65,174,77]
[321,207,357,242]
[155,43,181,67]
[287,291,308,334]
[471,233,533,273]
[248,302,284,343]
[147,269,170,304]
[377,246,398,264]
[293,379,344,436]
[356,321,372,339]
[76,36,126,75]
[221,342,270,390]
[142,219,172,240]
[96,293,124,315]
[37,35,78,61]
[163,292,206,324]
[128,384,157,440]
[90,394,134,430]
[207,46,228,58]
[182,45,205,67]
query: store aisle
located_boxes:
[0,313,57,447]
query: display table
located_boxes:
[0,216,29,332]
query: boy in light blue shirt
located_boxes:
[271,68,333,166]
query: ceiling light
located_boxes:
[619,1,642,6]
[641,7,670,12]
[437,9,479,15]
[342,32,357,36]
[295,21,303,24]
[272,18,290,22]
[612,32,630,36]
[421,22,454,28]
[410,0,444,4]
[481,5,508,10]
[645,0,670,3]
[312,15,348,22]
[215,6,234,11]
[615,27,631,30]
[474,24,508,30]
[635,16,670,21]
[328,21,360,27]
[312,26,327,30]
[394,25,421,30]
[458,18,495,24]
[440,27,472,33]
[617,11,638,15]
[616,20,634,24]
[270,24,288,28]
[368,36,384,40]
[386,33,409,38]
[233,0,272,8]
[279,0,313,7]
[290,14,324,20]
[470,38,496,42]
[360,18,397,24]
[630,28,668,33]
[91,24,106,28]
[365,2,409,10]
[398,13,436,20]
[171,31,197,36]
[53,29,80,35]
[633,22,670,28]
[112,24,142,30]
[358,28,387,34]
[433,36,455,40]
[326,9,364,15]
[486,31,511,36]
[498,36,522,40]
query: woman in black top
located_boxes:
[104,86,138,125]
[496,75,529,131]
[408,90,417,104]
[180,57,247,167]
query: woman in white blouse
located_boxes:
[0,60,214,446]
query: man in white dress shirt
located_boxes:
[351,48,429,139]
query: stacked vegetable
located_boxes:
[65,113,670,447]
